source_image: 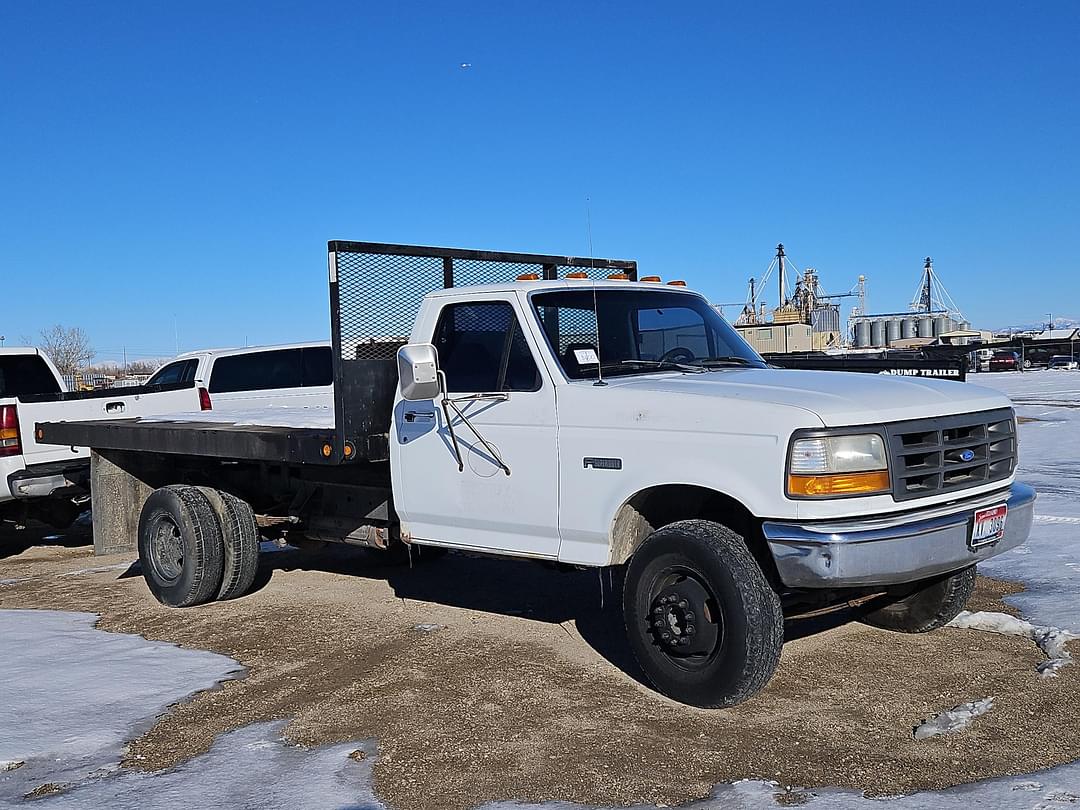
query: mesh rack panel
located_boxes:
[326,241,636,461]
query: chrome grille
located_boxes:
[885,408,1016,501]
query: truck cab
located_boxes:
[390,274,1032,706]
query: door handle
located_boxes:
[404,411,435,423]
[105,401,126,414]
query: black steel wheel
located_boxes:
[623,519,784,708]
[138,486,224,607]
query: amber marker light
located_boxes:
[566,271,589,279]
[516,273,540,281]
[607,273,629,280]
[640,275,662,283]
[667,280,687,286]
[787,470,891,497]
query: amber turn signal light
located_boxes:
[787,470,890,497]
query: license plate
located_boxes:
[971,504,1008,548]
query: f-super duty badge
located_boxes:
[583,457,622,470]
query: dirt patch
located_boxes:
[2,537,1079,810]
[965,574,1026,616]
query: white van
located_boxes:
[147,342,333,414]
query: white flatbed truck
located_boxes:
[37,241,1035,707]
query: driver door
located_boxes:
[392,298,560,558]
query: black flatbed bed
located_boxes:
[37,418,338,465]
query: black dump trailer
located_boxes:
[36,241,636,575]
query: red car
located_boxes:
[989,351,1021,371]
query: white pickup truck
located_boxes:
[38,241,1034,708]
[1,348,198,528]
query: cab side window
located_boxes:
[209,349,302,393]
[147,359,197,386]
[433,302,541,394]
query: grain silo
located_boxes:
[901,317,916,339]
[917,316,934,338]
[932,316,947,337]
[870,319,886,347]
[886,318,902,345]
[854,320,871,347]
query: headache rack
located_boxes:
[326,240,637,463]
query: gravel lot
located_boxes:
[2,523,1078,810]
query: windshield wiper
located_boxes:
[615,359,707,374]
[692,356,759,368]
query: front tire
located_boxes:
[138,486,224,607]
[623,519,784,708]
[858,565,976,633]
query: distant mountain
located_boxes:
[995,317,1080,333]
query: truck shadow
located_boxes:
[0,522,93,560]
[263,545,860,687]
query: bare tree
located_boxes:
[38,325,94,376]
[126,359,163,375]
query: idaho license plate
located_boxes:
[971,504,1008,549]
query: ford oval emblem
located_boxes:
[960,449,976,462]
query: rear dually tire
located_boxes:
[138,485,224,608]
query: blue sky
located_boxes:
[2,1,1077,364]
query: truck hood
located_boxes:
[595,368,1011,426]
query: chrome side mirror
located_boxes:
[397,343,441,401]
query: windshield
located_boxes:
[531,288,765,380]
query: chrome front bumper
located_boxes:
[762,482,1036,588]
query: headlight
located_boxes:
[788,432,890,497]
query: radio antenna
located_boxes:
[587,196,606,386]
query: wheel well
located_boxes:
[610,484,778,582]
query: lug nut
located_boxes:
[654,620,664,629]
[679,638,690,646]
[685,611,695,622]
[678,600,689,609]
[662,632,671,641]
[653,606,663,615]
[686,625,696,635]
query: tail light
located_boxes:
[0,405,21,457]
[198,387,213,411]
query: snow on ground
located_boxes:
[6,723,383,810]
[949,610,1076,677]
[480,765,1080,810]
[966,370,1080,633]
[138,406,334,429]
[912,697,994,740]
[0,610,240,804]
